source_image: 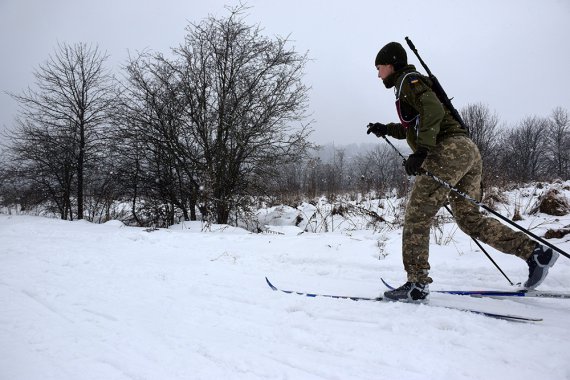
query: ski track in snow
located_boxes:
[0,211,569,380]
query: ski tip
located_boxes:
[381,278,395,290]
[265,276,278,291]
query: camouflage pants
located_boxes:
[403,135,536,284]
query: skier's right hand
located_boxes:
[366,122,388,137]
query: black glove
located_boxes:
[366,122,388,137]
[405,148,428,176]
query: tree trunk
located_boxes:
[77,122,85,220]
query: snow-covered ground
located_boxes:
[1,188,570,380]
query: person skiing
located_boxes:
[367,41,559,302]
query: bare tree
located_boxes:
[351,145,406,196]
[114,51,201,226]
[500,116,548,182]
[173,6,313,223]
[3,119,77,218]
[7,42,115,219]
[318,147,346,200]
[546,107,569,179]
[461,103,501,185]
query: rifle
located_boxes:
[405,37,468,133]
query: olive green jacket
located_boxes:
[384,65,466,152]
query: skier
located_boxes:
[367,41,559,302]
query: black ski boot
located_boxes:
[384,282,429,302]
[524,243,559,289]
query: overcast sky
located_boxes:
[1,0,569,146]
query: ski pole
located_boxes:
[381,136,516,284]
[381,136,570,260]
[443,204,517,286]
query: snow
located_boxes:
[1,192,570,380]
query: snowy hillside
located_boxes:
[1,184,570,380]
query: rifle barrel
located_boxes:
[404,37,467,131]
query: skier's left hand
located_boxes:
[405,148,428,176]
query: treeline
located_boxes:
[462,104,569,186]
[298,104,569,200]
[0,8,568,227]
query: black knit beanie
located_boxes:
[375,42,407,71]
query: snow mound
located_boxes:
[256,205,301,227]
[103,220,125,227]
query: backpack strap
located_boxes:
[394,71,422,99]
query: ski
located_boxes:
[266,277,382,301]
[381,278,570,299]
[266,277,542,322]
